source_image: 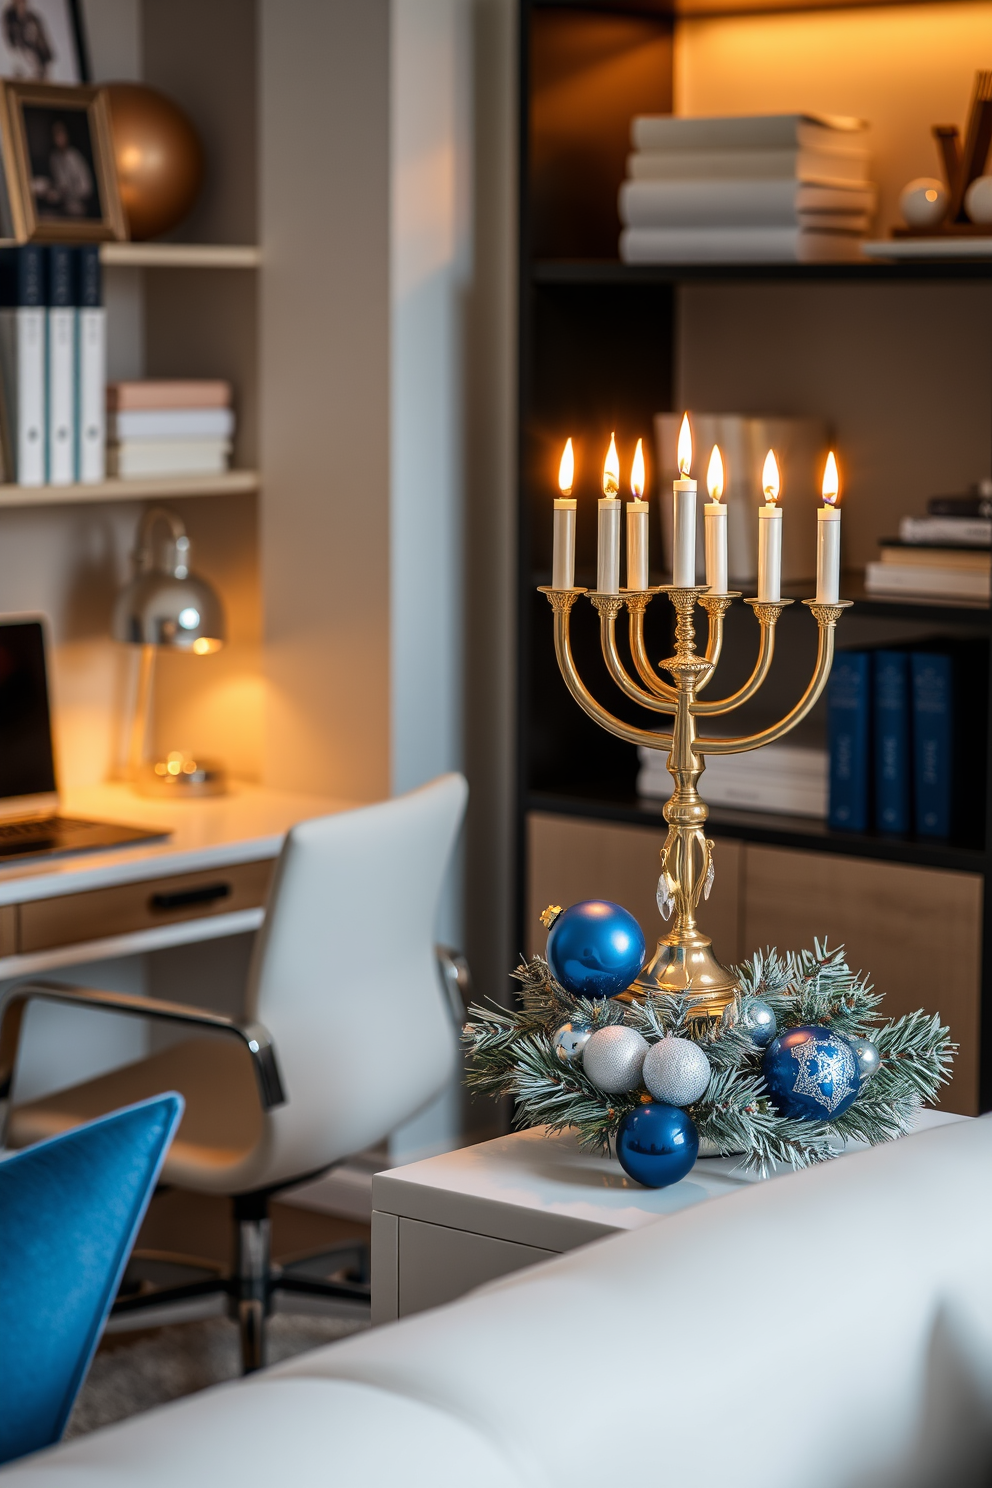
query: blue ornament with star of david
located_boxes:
[762,1024,861,1122]
[546,900,645,1000]
[616,1102,698,1188]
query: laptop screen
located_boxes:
[0,620,56,800]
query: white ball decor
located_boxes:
[965,175,992,225]
[899,177,948,229]
[642,1036,711,1107]
[582,1026,648,1094]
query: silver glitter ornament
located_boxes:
[721,997,777,1049]
[553,1021,592,1063]
[642,1036,711,1107]
[846,1035,880,1083]
[582,1025,648,1094]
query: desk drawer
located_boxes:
[18,859,274,953]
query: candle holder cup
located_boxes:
[538,582,851,1019]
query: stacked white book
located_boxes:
[619,113,875,264]
[107,380,235,478]
[638,741,828,819]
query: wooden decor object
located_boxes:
[895,70,992,238]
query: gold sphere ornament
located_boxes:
[105,82,205,240]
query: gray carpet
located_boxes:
[66,1312,369,1439]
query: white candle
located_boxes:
[626,436,649,590]
[757,449,782,603]
[704,443,728,595]
[816,450,841,603]
[673,413,696,587]
[598,432,621,594]
[553,438,576,589]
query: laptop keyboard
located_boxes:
[0,818,59,839]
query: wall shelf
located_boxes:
[99,243,261,269]
[532,259,992,286]
[529,791,986,876]
[0,470,260,508]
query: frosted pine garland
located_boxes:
[463,941,955,1175]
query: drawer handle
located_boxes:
[150,883,232,912]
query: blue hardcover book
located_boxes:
[0,245,46,485]
[828,651,871,832]
[873,650,910,834]
[46,244,76,486]
[911,652,952,838]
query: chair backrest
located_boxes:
[0,1094,183,1465]
[243,773,467,1187]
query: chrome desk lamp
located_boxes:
[113,505,227,797]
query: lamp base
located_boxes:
[617,935,740,1021]
[136,754,228,798]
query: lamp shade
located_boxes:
[112,570,226,652]
[112,506,226,653]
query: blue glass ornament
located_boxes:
[762,1025,861,1122]
[546,900,645,1000]
[616,1102,698,1189]
[721,997,777,1049]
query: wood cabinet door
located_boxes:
[742,845,982,1115]
[526,812,743,969]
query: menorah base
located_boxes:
[618,935,740,1020]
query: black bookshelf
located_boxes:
[514,0,992,1111]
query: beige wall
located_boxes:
[259,0,391,802]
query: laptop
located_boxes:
[0,617,168,861]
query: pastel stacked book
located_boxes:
[107,380,234,479]
[619,113,875,264]
[864,486,992,603]
[638,740,828,818]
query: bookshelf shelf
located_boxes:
[99,243,261,270]
[532,259,992,286]
[528,791,986,876]
[0,470,260,508]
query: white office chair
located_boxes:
[0,772,469,1370]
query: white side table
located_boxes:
[371,1110,963,1324]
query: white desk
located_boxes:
[0,782,354,979]
[371,1109,966,1323]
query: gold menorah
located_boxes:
[539,581,851,1016]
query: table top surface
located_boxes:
[373,1109,965,1252]
[0,782,356,905]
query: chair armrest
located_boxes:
[436,945,471,1027]
[0,980,286,1112]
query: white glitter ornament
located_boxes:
[642,1036,710,1107]
[582,1026,648,1094]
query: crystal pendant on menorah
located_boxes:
[539,581,851,1024]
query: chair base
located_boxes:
[113,1191,370,1374]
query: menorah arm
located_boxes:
[592,595,676,716]
[696,601,850,755]
[692,598,792,717]
[626,594,677,701]
[539,588,674,752]
[694,593,739,694]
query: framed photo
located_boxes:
[0,0,88,84]
[0,80,126,241]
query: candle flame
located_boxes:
[603,433,620,498]
[631,438,645,498]
[762,449,780,504]
[677,413,692,477]
[706,444,724,502]
[558,438,574,496]
[822,450,840,506]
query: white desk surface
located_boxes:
[0,781,355,906]
[373,1109,966,1253]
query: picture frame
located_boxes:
[0,0,89,85]
[0,79,126,241]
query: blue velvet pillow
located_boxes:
[0,1093,183,1464]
